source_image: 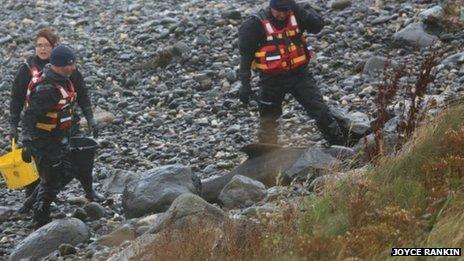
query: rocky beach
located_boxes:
[0,0,463,259]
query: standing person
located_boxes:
[21,45,91,228]
[238,0,346,145]
[9,28,103,210]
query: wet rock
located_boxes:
[122,165,201,218]
[218,175,266,209]
[9,218,89,261]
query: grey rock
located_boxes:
[371,14,398,25]
[9,218,89,261]
[222,10,241,20]
[97,224,136,247]
[150,193,226,234]
[173,41,189,55]
[393,23,439,48]
[418,6,444,23]
[72,208,88,221]
[225,69,237,82]
[122,165,201,218]
[331,107,372,136]
[345,111,371,135]
[329,0,352,10]
[195,35,209,45]
[384,116,401,133]
[58,243,76,256]
[441,52,464,66]
[0,35,13,44]
[0,207,13,222]
[218,175,266,209]
[363,56,387,76]
[84,202,105,221]
[322,145,356,161]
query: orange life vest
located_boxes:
[253,10,313,74]
[25,73,76,132]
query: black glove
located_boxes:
[21,140,33,163]
[9,124,18,142]
[239,81,252,105]
[87,118,99,139]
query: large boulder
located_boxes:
[150,193,227,234]
[9,218,89,261]
[218,175,266,209]
[122,165,201,218]
[393,23,439,48]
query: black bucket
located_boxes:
[69,137,99,178]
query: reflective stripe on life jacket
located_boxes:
[25,73,76,132]
[252,10,313,74]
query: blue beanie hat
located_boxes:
[270,0,292,11]
[50,45,76,66]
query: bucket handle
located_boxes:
[11,138,16,152]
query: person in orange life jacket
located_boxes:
[9,28,104,206]
[21,45,94,228]
[238,0,346,145]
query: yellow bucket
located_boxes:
[0,139,39,189]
